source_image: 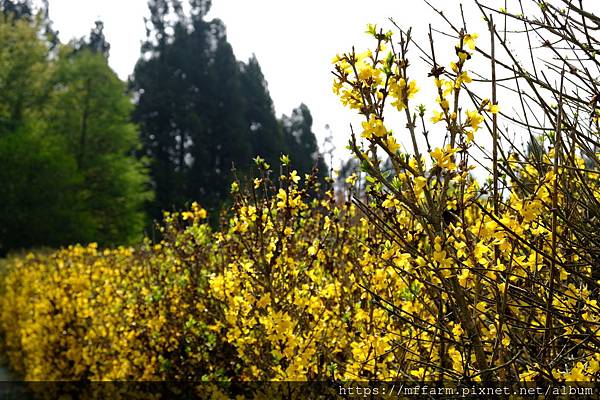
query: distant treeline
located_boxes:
[0,0,327,254]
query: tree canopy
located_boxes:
[0,0,328,252]
[0,10,150,253]
[132,0,327,220]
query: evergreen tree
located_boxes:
[1,0,32,20]
[189,20,251,208]
[133,1,205,218]
[74,20,110,58]
[240,55,286,170]
[281,104,327,179]
[132,0,251,217]
[132,0,328,219]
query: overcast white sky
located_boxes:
[47,0,570,170]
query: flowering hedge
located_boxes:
[331,21,600,382]
[1,155,598,385]
[0,164,406,383]
[1,12,600,388]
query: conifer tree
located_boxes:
[240,55,286,170]
[132,0,329,219]
[281,104,327,180]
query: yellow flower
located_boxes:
[438,97,450,111]
[410,367,425,378]
[456,71,472,87]
[389,78,418,111]
[475,301,488,314]
[463,33,479,50]
[385,135,400,153]
[345,173,358,185]
[452,323,464,340]
[413,176,427,196]
[430,145,458,170]
[276,189,287,209]
[289,170,300,184]
[361,114,387,138]
[407,80,419,98]
[519,369,538,381]
[466,109,484,131]
[564,362,588,381]
[431,110,445,124]
[458,268,470,286]
[487,103,500,114]
[357,61,379,82]
[191,202,207,219]
[332,79,343,95]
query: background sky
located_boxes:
[46,0,557,171]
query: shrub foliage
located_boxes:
[1,0,600,388]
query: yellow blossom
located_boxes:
[361,114,387,138]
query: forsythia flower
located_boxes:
[430,145,458,170]
[289,170,300,184]
[276,189,288,209]
[361,114,387,138]
[385,134,400,153]
[466,109,484,131]
[389,78,419,111]
[431,110,445,124]
[455,71,472,87]
[463,33,479,50]
[487,103,500,114]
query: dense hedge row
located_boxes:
[2,11,600,388]
[0,170,398,382]
[1,162,598,386]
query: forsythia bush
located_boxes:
[330,21,600,382]
[2,152,598,384]
[1,9,600,390]
[0,161,407,384]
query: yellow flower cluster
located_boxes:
[0,22,598,391]
[1,156,596,385]
[0,222,216,382]
[332,28,417,154]
[0,171,427,385]
[330,25,600,384]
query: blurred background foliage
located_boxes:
[0,0,327,254]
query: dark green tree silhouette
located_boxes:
[189,20,252,209]
[132,0,328,220]
[281,104,328,180]
[133,0,250,217]
[1,0,32,19]
[240,55,287,170]
[75,20,110,57]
